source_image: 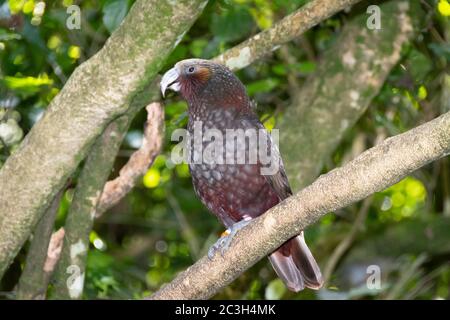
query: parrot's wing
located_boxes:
[239,114,292,201]
[263,134,293,200]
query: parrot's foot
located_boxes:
[208,218,251,259]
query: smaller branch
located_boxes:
[322,196,372,283]
[297,35,316,62]
[50,122,124,300]
[16,189,65,300]
[277,45,301,96]
[323,132,371,282]
[443,158,450,217]
[96,102,164,217]
[402,265,446,300]
[385,254,428,300]
[213,0,362,70]
[167,192,201,260]
[441,75,450,216]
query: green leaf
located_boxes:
[428,42,450,60]
[406,49,432,83]
[272,64,287,76]
[189,39,208,58]
[295,61,316,74]
[211,6,254,42]
[247,78,280,96]
[7,0,26,14]
[0,29,21,42]
[102,0,129,33]
[2,75,53,96]
[249,3,273,30]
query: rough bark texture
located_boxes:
[151,111,450,300]
[16,189,64,300]
[0,0,207,278]
[279,0,420,191]
[213,0,363,70]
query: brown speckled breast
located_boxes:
[187,107,280,228]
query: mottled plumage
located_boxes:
[161,59,323,291]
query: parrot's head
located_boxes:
[160,59,249,109]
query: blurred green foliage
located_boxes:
[0,0,449,300]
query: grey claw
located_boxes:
[207,219,252,259]
[207,246,215,260]
[207,236,227,259]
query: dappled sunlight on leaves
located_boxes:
[377,177,427,222]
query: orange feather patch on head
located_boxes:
[194,65,211,83]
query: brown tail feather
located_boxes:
[268,232,323,292]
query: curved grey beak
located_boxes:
[160,67,181,97]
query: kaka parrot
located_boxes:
[161,59,323,292]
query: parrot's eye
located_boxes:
[187,66,195,74]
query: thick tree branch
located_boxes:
[151,111,450,300]
[279,0,421,191]
[213,0,362,70]
[0,0,207,279]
